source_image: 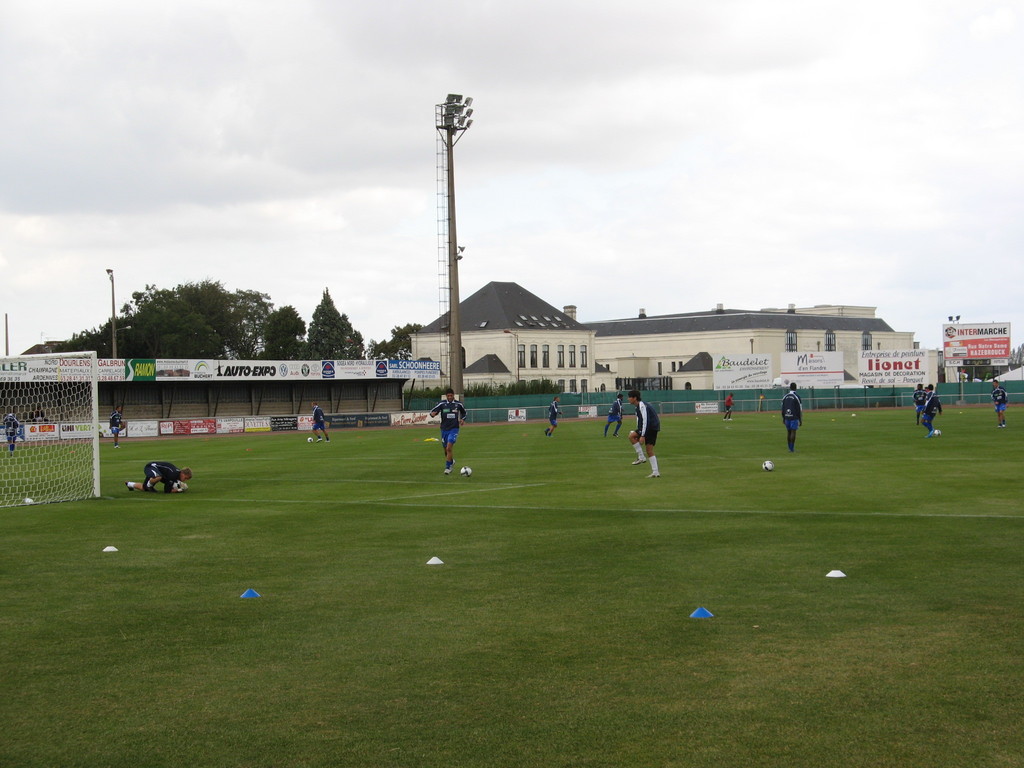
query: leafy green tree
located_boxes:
[122,284,221,358]
[262,306,308,360]
[367,323,423,360]
[307,289,364,359]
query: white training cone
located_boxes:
[426,556,444,565]
[826,570,846,578]
[103,546,119,552]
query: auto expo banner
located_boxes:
[88,358,443,382]
[859,350,928,385]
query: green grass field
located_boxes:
[2,407,1022,768]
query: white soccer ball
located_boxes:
[23,497,34,505]
[762,460,775,472]
[460,466,473,477]
[173,481,188,492]
[933,429,941,436]
[307,436,314,443]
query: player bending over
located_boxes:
[126,462,193,493]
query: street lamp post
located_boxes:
[437,94,474,397]
[106,269,117,359]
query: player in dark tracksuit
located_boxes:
[628,390,661,477]
[604,393,623,437]
[125,462,193,493]
[781,383,802,453]
[912,384,927,425]
[991,380,1008,428]
[922,385,942,438]
[4,412,20,454]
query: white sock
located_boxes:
[649,456,660,474]
[634,444,644,458]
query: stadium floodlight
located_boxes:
[0,351,100,506]
[106,269,117,359]
[436,93,475,397]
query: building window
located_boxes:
[517,344,525,370]
[542,344,550,368]
[785,330,797,352]
[862,331,872,351]
[557,379,565,392]
[581,379,588,393]
[580,345,588,367]
[569,345,576,368]
[825,330,836,352]
[569,379,577,392]
[529,344,538,368]
[557,345,565,367]
[657,362,663,375]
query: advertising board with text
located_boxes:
[780,352,845,387]
[712,354,774,390]
[858,350,928,385]
[942,323,1011,366]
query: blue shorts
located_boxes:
[313,420,326,431]
[784,419,800,430]
[995,404,1007,413]
[441,428,460,446]
[915,405,925,413]
[111,426,121,435]
[606,414,621,423]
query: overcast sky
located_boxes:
[2,0,1021,357]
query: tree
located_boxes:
[262,306,307,360]
[306,289,364,359]
[1009,343,1024,369]
[367,323,423,360]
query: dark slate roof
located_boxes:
[420,281,590,334]
[464,353,511,375]
[585,308,895,337]
[679,352,713,372]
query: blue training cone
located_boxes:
[690,606,714,618]
[240,588,261,598]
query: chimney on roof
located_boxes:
[787,304,796,313]
[638,308,647,319]
[563,305,577,320]
[716,303,724,313]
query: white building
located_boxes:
[413,282,933,392]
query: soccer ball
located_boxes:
[173,481,188,492]
[460,466,473,477]
[307,437,314,443]
[762,460,775,472]
[933,429,941,436]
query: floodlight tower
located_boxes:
[436,94,473,397]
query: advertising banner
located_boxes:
[60,423,95,440]
[858,350,928,385]
[245,417,272,432]
[578,406,597,418]
[270,416,298,432]
[942,323,1011,365]
[713,354,774,390]
[780,352,846,387]
[508,409,527,422]
[390,412,435,426]
[24,423,59,442]
[160,418,217,435]
[216,418,245,434]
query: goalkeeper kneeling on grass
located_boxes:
[125,462,192,493]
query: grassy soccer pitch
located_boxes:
[1,408,1022,767]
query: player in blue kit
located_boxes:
[912,384,927,425]
[922,384,942,437]
[109,406,124,447]
[311,402,330,442]
[604,393,623,437]
[4,412,20,454]
[991,379,1008,428]
[430,388,467,475]
[781,382,802,452]
[544,396,561,437]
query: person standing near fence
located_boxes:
[4,411,20,455]
[109,406,125,448]
[311,402,330,442]
[991,379,1008,428]
[545,396,561,438]
[724,393,734,421]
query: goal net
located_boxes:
[1,352,100,507]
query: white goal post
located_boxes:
[1,352,100,507]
